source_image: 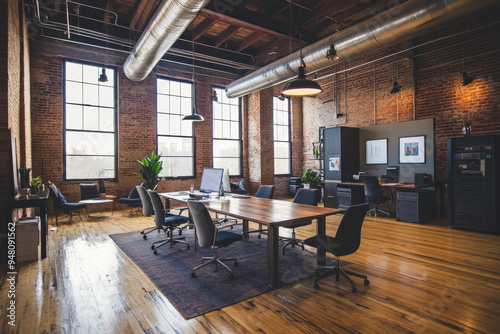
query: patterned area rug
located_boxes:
[110,227,333,319]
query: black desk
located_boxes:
[7,189,49,259]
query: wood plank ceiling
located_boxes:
[26,0,406,79]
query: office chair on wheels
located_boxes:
[187,200,243,279]
[244,185,275,239]
[136,185,156,239]
[280,188,319,255]
[118,186,142,215]
[363,176,391,217]
[147,190,190,254]
[304,203,370,293]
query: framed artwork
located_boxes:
[399,135,426,163]
[365,138,388,164]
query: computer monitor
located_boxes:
[221,168,231,192]
[199,168,224,193]
[386,166,399,183]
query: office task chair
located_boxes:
[363,176,391,216]
[49,183,87,225]
[304,203,370,293]
[147,190,190,254]
[80,183,101,200]
[280,188,319,255]
[136,185,157,239]
[118,186,142,215]
[246,185,275,239]
[188,200,243,279]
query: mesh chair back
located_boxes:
[146,190,166,228]
[80,184,100,200]
[363,176,383,203]
[293,188,319,206]
[333,203,369,256]
[255,185,275,199]
[187,200,216,249]
[136,186,153,216]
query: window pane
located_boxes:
[100,108,114,131]
[213,140,239,157]
[66,104,83,130]
[83,83,98,105]
[273,96,291,175]
[66,131,115,155]
[66,81,82,104]
[213,157,239,175]
[66,155,115,179]
[160,157,194,177]
[99,86,114,107]
[66,62,82,81]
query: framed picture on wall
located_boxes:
[365,138,388,164]
[399,135,426,163]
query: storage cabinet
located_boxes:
[323,127,359,182]
[447,135,499,232]
[16,217,40,262]
[396,191,434,223]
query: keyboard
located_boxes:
[188,192,209,198]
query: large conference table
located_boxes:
[160,192,345,288]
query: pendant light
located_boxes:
[281,2,322,97]
[183,32,204,121]
[98,68,108,82]
[460,34,473,87]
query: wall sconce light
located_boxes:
[390,81,402,94]
[326,43,339,60]
[461,72,473,86]
[98,68,108,82]
[278,93,286,101]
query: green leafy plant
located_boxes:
[31,176,42,190]
[136,151,163,190]
[301,168,320,188]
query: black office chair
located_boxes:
[118,186,142,215]
[188,200,243,279]
[136,185,157,239]
[246,185,275,239]
[80,183,101,200]
[147,190,190,254]
[363,176,391,216]
[281,188,319,255]
[304,203,370,293]
[49,183,87,225]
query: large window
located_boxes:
[273,96,291,175]
[64,60,117,180]
[212,86,242,176]
[157,77,195,178]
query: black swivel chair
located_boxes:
[147,190,190,254]
[49,183,87,225]
[281,188,319,255]
[304,203,370,293]
[136,185,156,239]
[118,186,142,215]
[363,176,391,216]
[249,185,275,239]
[188,200,243,278]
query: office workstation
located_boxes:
[3,0,500,333]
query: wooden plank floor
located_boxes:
[1,206,500,333]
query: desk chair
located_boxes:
[49,183,87,225]
[363,176,391,217]
[118,186,142,215]
[246,185,275,239]
[281,188,319,255]
[137,185,157,239]
[304,203,370,293]
[80,184,101,200]
[147,190,190,254]
[188,200,243,279]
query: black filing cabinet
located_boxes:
[447,135,499,232]
[396,191,434,223]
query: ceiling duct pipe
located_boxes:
[225,0,499,98]
[124,0,211,82]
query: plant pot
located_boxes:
[303,184,310,189]
[463,127,471,136]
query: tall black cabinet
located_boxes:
[447,135,499,232]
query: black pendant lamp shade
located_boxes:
[461,72,473,86]
[182,107,204,121]
[98,68,108,82]
[390,81,402,94]
[281,60,323,97]
[326,44,339,61]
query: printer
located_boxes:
[414,173,432,186]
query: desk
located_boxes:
[160,192,344,288]
[6,189,49,259]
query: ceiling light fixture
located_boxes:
[278,93,286,101]
[326,43,339,60]
[461,71,473,86]
[98,68,108,82]
[212,89,218,102]
[183,31,204,122]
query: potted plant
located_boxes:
[31,176,43,195]
[462,116,472,136]
[301,168,320,189]
[136,151,163,190]
[19,164,31,195]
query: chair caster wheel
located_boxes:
[140,231,144,234]
[364,279,370,286]
[187,244,190,250]
[234,261,239,267]
[151,245,155,250]
[153,250,158,255]
[314,283,319,289]
[143,235,147,239]
[230,273,234,279]
[191,272,196,278]
[352,287,357,293]
[258,234,261,239]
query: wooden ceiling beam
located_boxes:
[193,18,217,40]
[235,31,266,52]
[214,26,242,47]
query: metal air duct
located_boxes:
[225,0,500,98]
[124,0,211,82]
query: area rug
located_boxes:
[109,227,334,319]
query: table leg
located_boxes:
[317,216,326,266]
[267,225,279,288]
[242,219,249,240]
[40,204,47,259]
